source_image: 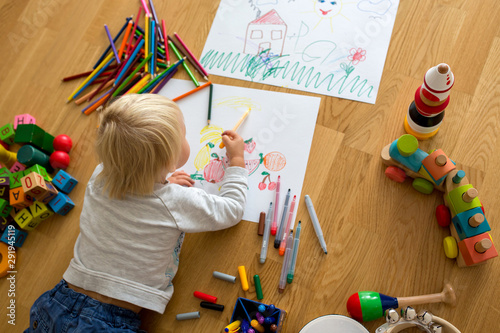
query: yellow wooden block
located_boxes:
[30,201,54,223]
[14,208,39,231]
[21,172,48,198]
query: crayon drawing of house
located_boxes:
[243,9,287,56]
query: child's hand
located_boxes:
[167,170,195,187]
[221,130,245,168]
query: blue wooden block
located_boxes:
[52,170,78,194]
[389,139,428,173]
[48,192,75,216]
[452,207,491,240]
[0,225,28,247]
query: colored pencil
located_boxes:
[140,0,151,16]
[138,58,185,94]
[167,36,202,75]
[75,79,114,105]
[116,37,144,84]
[118,20,133,59]
[116,74,143,97]
[62,66,118,81]
[87,64,121,102]
[113,53,152,98]
[151,67,178,94]
[172,81,211,102]
[134,28,165,58]
[73,57,115,100]
[150,19,156,76]
[67,52,114,102]
[145,14,150,72]
[126,7,142,57]
[207,83,213,125]
[148,0,164,42]
[82,87,113,114]
[161,20,170,66]
[219,108,251,148]
[93,17,131,69]
[168,40,200,87]
[125,73,151,94]
[104,55,141,105]
[104,25,121,64]
[174,32,209,79]
[114,34,143,81]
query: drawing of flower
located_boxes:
[348,48,367,65]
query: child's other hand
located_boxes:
[221,130,245,168]
[167,170,195,187]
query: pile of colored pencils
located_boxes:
[62,0,211,116]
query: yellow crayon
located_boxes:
[238,265,249,291]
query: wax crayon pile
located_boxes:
[0,114,77,278]
[62,0,210,115]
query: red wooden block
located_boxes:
[457,233,498,266]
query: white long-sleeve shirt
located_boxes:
[63,164,247,313]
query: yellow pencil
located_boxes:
[125,74,151,94]
[145,14,150,73]
[66,52,114,102]
[219,108,251,149]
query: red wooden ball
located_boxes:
[53,134,73,153]
[50,151,70,170]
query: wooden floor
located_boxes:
[1,0,500,332]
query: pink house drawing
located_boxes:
[243,9,287,56]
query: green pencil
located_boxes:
[112,54,152,98]
[168,40,200,87]
[207,83,213,125]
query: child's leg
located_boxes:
[24,279,143,332]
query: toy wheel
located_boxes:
[412,178,434,194]
[436,204,451,227]
[385,166,406,183]
[443,236,458,259]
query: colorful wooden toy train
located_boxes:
[381,134,498,267]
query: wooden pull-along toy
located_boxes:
[347,284,456,322]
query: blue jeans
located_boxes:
[24,280,145,332]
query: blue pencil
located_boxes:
[115,38,144,84]
[104,24,121,65]
[150,20,156,76]
[93,18,131,69]
[73,57,115,100]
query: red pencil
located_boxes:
[161,20,170,67]
[174,32,208,79]
[126,7,142,57]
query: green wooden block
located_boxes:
[42,132,55,154]
[0,167,10,177]
[14,124,46,149]
[0,199,12,217]
[446,184,482,216]
[26,164,52,182]
[0,124,16,145]
[9,171,24,188]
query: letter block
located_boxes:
[48,192,75,216]
[14,124,45,149]
[14,114,36,130]
[14,208,39,231]
[0,167,10,177]
[21,172,48,197]
[0,226,28,247]
[0,176,9,200]
[9,161,25,173]
[25,164,51,182]
[30,201,54,223]
[0,124,15,145]
[0,198,13,218]
[52,170,78,194]
[0,215,15,233]
[9,187,33,209]
[9,171,24,189]
[35,182,58,204]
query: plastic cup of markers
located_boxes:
[230,298,286,332]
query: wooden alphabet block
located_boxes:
[14,208,39,231]
[35,181,58,204]
[0,124,15,145]
[0,225,28,247]
[13,114,36,130]
[48,192,75,216]
[25,164,51,182]
[9,187,33,209]
[0,167,10,177]
[0,176,9,200]
[0,198,12,218]
[9,171,24,189]
[52,170,78,194]
[30,201,54,223]
[21,172,48,197]
[0,215,15,233]
[9,161,25,173]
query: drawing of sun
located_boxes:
[306,0,356,32]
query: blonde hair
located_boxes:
[95,94,183,199]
